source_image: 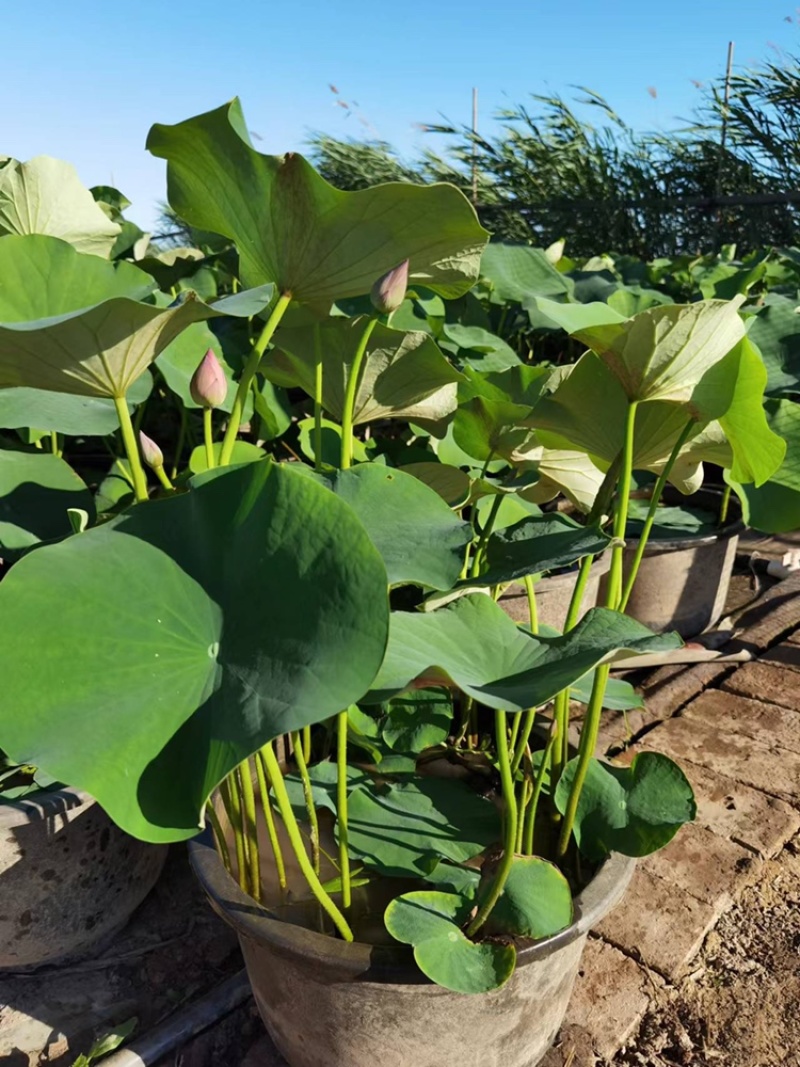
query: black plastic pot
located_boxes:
[189,833,635,1067]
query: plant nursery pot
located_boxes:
[611,489,743,639]
[189,833,635,1067]
[499,553,611,630]
[0,786,167,971]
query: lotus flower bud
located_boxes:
[139,431,164,471]
[370,259,409,314]
[190,348,228,409]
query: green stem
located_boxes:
[607,401,639,611]
[291,730,321,874]
[49,430,60,457]
[336,710,352,908]
[466,709,517,936]
[255,749,287,892]
[523,574,538,634]
[564,554,594,632]
[552,553,595,783]
[302,725,312,764]
[509,713,521,755]
[154,465,174,493]
[524,735,556,855]
[619,417,695,613]
[113,396,149,503]
[340,317,378,469]
[516,778,531,853]
[219,293,292,466]
[556,663,610,858]
[219,775,248,894]
[470,492,503,579]
[510,708,536,776]
[719,482,732,527]
[203,407,216,469]
[263,742,354,941]
[313,323,324,472]
[205,801,232,876]
[238,760,261,902]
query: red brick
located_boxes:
[634,715,800,805]
[564,938,657,1060]
[681,689,800,755]
[594,866,719,981]
[723,660,800,712]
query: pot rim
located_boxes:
[0,785,90,829]
[627,486,743,552]
[188,830,636,983]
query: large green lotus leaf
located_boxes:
[554,752,696,861]
[480,244,573,305]
[0,234,154,321]
[512,443,606,513]
[366,596,681,710]
[0,451,95,559]
[479,855,573,939]
[472,514,610,586]
[567,299,746,405]
[692,338,785,486]
[747,293,800,397]
[147,99,488,304]
[385,890,516,994]
[346,776,500,878]
[531,297,626,332]
[0,236,275,398]
[440,324,520,371]
[385,890,516,993]
[382,689,453,753]
[0,373,152,435]
[0,460,390,841]
[533,341,782,489]
[266,318,463,426]
[0,157,121,258]
[315,464,472,590]
[732,399,800,532]
[453,396,532,462]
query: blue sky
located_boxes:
[5,1,798,231]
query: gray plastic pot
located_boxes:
[499,554,611,631]
[189,833,635,1067]
[0,786,167,971]
[613,489,743,639]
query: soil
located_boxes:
[613,838,800,1067]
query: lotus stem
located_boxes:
[556,663,611,858]
[238,760,261,902]
[49,430,61,457]
[172,402,188,480]
[336,710,352,907]
[219,292,292,466]
[606,401,639,610]
[113,396,149,503]
[203,408,216,469]
[551,553,596,778]
[340,316,378,469]
[255,748,287,893]
[262,742,354,941]
[619,417,695,612]
[510,708,536,776]
[523,574,538,633]
[291,730,321,874]
[719,482,732,526]
[205,801,232,876]
[524,734,556,855]
[313,323,324,472]
[466,709,518,936]
[219,775,248,894]
[470,492,503,578]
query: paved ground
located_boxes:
[4,541,800,1066]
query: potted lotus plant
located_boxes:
[0,102,702,1066]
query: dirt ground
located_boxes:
[613,838,800,1067]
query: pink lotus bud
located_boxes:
[370,259,409,314]
[139,431,164,470]
[190,348,228,408]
